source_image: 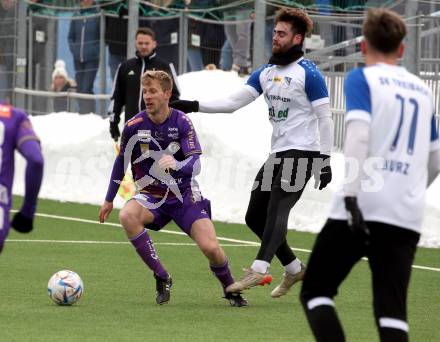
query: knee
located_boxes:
[203,242,221,257]
[202,243,224,263]
[119,209,139,231]
[245,210,259,230]
[244,212,253,228]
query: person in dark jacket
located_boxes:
[108,27,180,141]
[68,0,100,114]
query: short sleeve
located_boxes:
[246,64,270,95]
[304,68,329,106]
[344,68,372,123]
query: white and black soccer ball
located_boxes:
[48,270,83,305]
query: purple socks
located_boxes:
[210,260,235,294]
[130,229,169,280]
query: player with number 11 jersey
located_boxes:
[328,63,439,232]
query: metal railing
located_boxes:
[14,87,110,116]
[3,1,440,151]
[14,61,440,149]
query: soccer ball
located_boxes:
[48,270,84,305]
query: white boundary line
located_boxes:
[10,210,260,246]
[6,239,256,247]
[8,210,440,273]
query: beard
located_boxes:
[272,36,300,54]
[272,43,290,54]
[268,44,304,66]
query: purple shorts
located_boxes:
[133,187,211,236]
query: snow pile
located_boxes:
[12,70,440,248]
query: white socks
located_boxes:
[251,260,271,274]
[284,258,302,275]
[251,258,302,274]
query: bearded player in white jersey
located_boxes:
[172,8,333,297]
[300,8,440,342]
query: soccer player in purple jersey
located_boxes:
[99,71,247,307]
[0,101,44,254]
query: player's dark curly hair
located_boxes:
[275,8,313,43]
[363,8,406,54]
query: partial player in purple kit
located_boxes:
[0,101,44,254]
[99,70,247,307]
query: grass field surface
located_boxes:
[1,197,439,341]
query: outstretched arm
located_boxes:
[198,86,258,113]
[171,65,266,114]
[171,86,258,114]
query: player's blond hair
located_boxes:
[141,70,173,92]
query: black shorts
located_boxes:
[301,219,420,324]
[254,149,321,193]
